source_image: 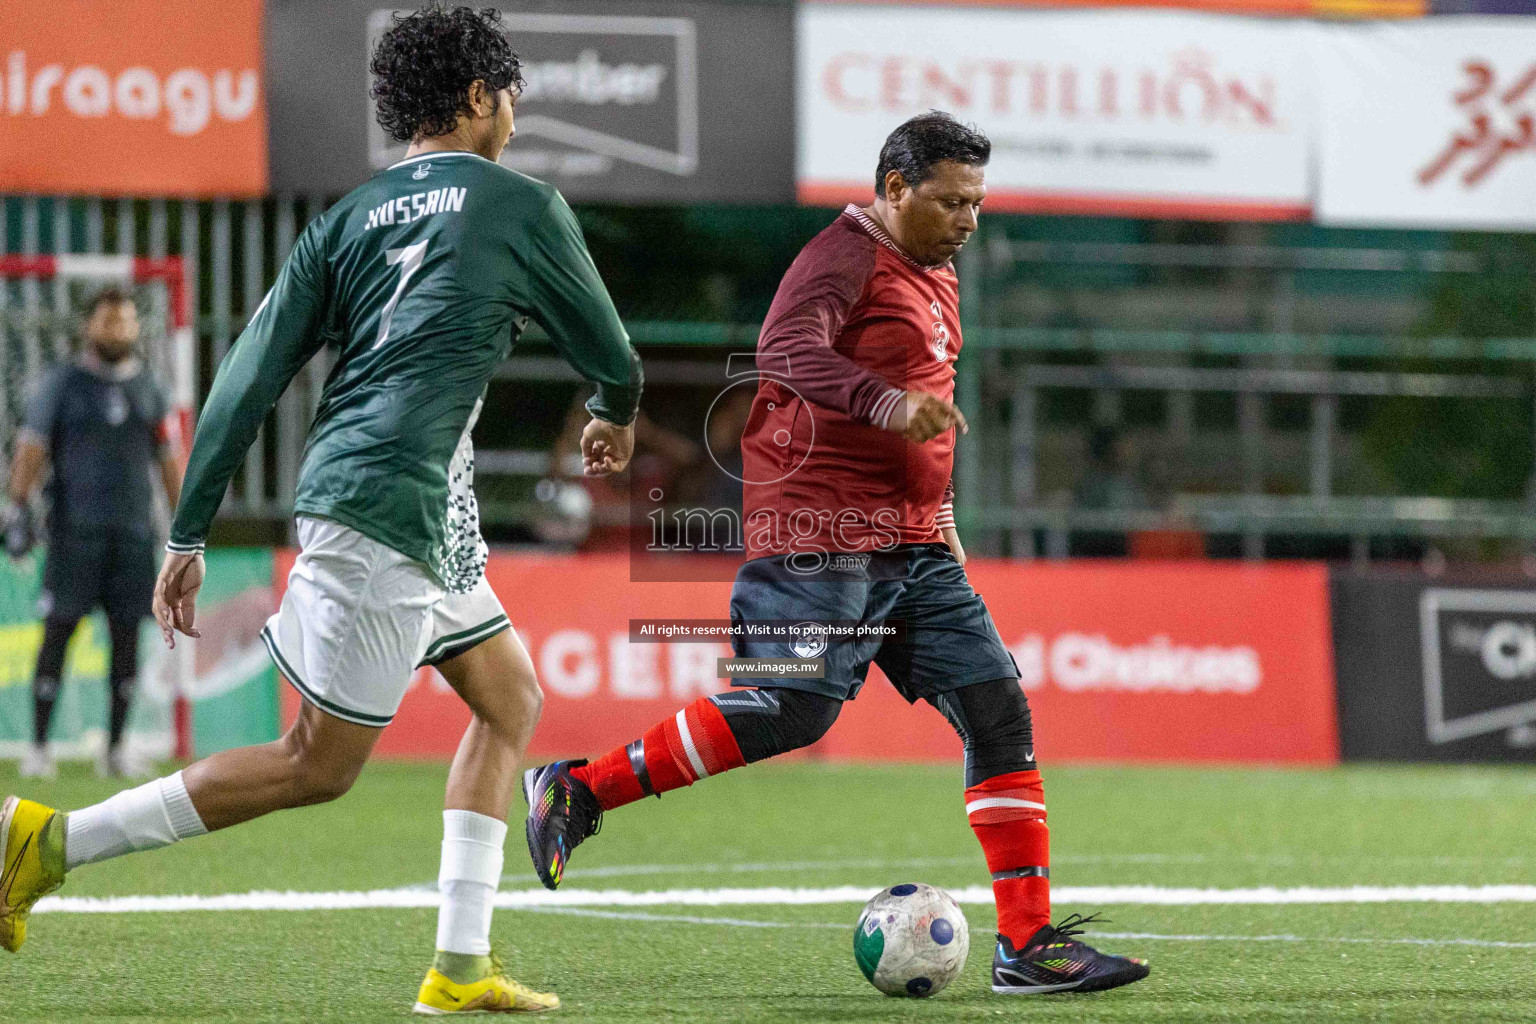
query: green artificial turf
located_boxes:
[2,759,1533,1022]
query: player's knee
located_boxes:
[278,729,365,806]
[288,756,360,806]
[971,685,1033,751]
[932,678,1036,786]
[722,688,842,762]
[515,673,545,722]
[783,690,842,747]
[478,672,544,749]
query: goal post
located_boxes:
[0,252,195,761]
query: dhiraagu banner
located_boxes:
[0,547,279,761]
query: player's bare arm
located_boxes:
[3,438,45,559]
[159,451,184,513]
[6,438,45,506]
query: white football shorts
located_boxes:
[261,516,511,727]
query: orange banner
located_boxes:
[0,0,267,197]
[276,552,1338,766]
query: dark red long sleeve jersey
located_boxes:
[741,204,959,561]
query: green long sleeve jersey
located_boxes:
[168,151,642,589]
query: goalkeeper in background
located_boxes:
[4,288,183,780]
[2,5,641,1014]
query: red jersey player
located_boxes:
[525,113,1149,996]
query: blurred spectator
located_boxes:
[1074,425,1149,511]
[538,391,699,551]
[677,385,755,516]
[4,288,182,779]
[1128,439,1205,558]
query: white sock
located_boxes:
[65,770,208,870]
[435,809,507,956]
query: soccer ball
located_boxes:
[853,883,970,997]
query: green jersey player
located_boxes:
[1,7,638,1013]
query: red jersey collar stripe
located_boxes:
[841,204,946,274]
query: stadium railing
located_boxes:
[5,194,1535,563]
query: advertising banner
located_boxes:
[823,0,1426,15]
[267,1,794,202]
[1332,570,1536,762]
[278,552,1338,765]
[797,5,1315,220]
[0,548,278,761]
[0,0,267,197]
[1316,19,1536,230]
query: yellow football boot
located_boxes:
[1,795,67,953]
[413,955,560,1014]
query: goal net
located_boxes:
[0,254,194,762]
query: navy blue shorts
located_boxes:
[728,543,1020,702]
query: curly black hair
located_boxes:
[875,111,990,197]
[370,5,523,143]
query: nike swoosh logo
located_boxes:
[0,833,32,908]
[438,988,462,1004]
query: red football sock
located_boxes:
[966,769,1051,946]
[572,698,747,812]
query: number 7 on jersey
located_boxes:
[374,239,430,349]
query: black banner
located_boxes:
[266,0,794,202]
[1331,569,1536,762]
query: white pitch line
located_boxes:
[34,883,1536,915]
[543,855,978,881]
[1085,930,1536,950]
[516,909,1536,950]
[28,898,1536,951]
[515,906,838,930]
[545,851,1536,882]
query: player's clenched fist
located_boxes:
[887,390,969,444]
[581,416,635,476]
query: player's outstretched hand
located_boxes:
[581,417,635,476]
[153,550,205,649]
[888,391,969,444]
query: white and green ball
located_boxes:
[853,883,970,997]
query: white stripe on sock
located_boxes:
[674,710,709,780]
[966,797,1048,817]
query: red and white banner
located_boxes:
[0,0,267,197]
[1316,19,1536,230]
[278,552,1338,765]
[796,5,1314,220]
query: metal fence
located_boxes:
[5,194,1535,561]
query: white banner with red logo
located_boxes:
[797,5,1316,220]
[1316,19,1536,230]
